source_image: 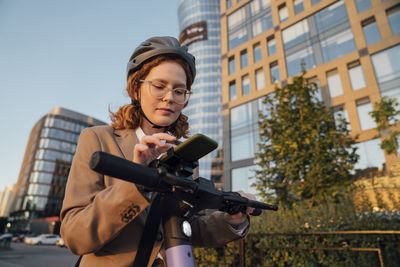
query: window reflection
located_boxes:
[362,17,381,46]
[282,0,356,77]
[327,70,343,98]
[356,98,377,131]
[354,139,385,170]
[232,165,258,197]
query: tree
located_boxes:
[369,96,400,156]
[255,72,358,207]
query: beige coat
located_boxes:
[60,125,247,267]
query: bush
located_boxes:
[194,194,400,266]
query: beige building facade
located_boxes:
[220,0,400,193]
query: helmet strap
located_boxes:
[131,99,180,131]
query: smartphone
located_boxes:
[160,133,218,162]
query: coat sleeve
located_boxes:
[190,211,249,247]
[60,128,150,255]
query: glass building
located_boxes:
[221,0,400,194]
[9,107,105,231]
[178,0,224,188]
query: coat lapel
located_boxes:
[113,128,138,161]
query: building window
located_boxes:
[311,0,321,5]
[309,76,323,102]
[270,61,280,83]
[228,0,273,50]
[348,61,366,90]
[320,28,356,63]
[294,0,304,15]
[228,56,235,75]
[226,0,232,10]
[327,69,343,98]
[356,98,377,131]
[267,36,276,55]
[278,4,288,22]
[253,43,262,63]
[230,102,255,161]
[282,1,356,77]
[256,68,265,90]
[387,5,400,36]
[354,139,386,171]
[362,17,382,46]
[242,75,250,95]
[231,165,258,196]
[229,81,237,101]
[355,0,372,13]
[240,50,248,69]
[371,45,400,110]
[333,105,351,131]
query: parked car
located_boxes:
[12,234,25,242]
[56,238,65,247]
[25,234,61,245]
[23,234,39,245]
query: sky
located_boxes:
[0,0,181,190]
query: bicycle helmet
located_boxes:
[126,36,196,82]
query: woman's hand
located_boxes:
[223,190,256,226]
[133,133,176,166]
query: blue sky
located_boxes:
[0,0,180,189]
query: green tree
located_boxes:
[369,96,400,156]
[255,72,358,207]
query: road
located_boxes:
[0,242,79,267]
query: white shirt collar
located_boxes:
[135,127,145,142]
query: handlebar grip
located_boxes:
[90,151,161,188]
[250,208,262,216]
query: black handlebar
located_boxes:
[90,151,278,216]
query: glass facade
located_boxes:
[9,107,105,221]
[178,0,223,183]
[371,45,400,103]
[230,100,260,162]
[227,0,273,50]
[282,0,356,77]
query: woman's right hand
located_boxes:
[133,133,176,166]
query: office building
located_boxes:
[8,107,105,231]
[220,0,400,194]
[178,0,224,188]
[0,185,15,217]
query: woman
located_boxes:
[60,36,254,267]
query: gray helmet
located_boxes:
[126,36,196,82]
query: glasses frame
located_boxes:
[140,80,191,105]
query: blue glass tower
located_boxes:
[178,0,223,187]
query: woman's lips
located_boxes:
[157,108,174,114]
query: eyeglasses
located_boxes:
[140,80,191,104]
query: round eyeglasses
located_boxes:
[140,80,191,105]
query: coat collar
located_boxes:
[113,128,138,162]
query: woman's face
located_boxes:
[138,61,187,132]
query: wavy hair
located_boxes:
[109,55,193,139]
